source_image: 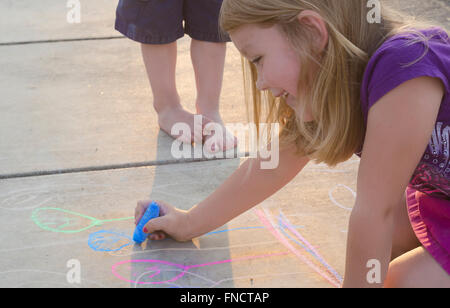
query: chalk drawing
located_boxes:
[128,212,343,287]
[88,230,134,252]
[133,265,316,288]
[111,251,290,286]
[328,184,355,211]
[31,205,303,252]
[107,239,286,257]
[88,224,304,252]
[0,187,53,211]
[30,204,343,287]
[31,207,133,234]
[277,211,343,284]
[88,226,302,252]
[110,210,341,288]
[255,208,341,287]
[134,267,215,288]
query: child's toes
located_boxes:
[223,135,238,151]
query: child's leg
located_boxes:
[190,39,238,151]
[385,247,450,288]
[184,0,237,152]
[390,192,421,260]
[190,39,226,116]
[141,43,205,144]
[116,0,207,144]
[386,190,450,287]
[141,42,179,113]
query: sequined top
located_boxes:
[357,27,450,200]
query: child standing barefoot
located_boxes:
[115,0,238,152]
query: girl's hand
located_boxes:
[135,200,193,242]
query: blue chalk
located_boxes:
[133,201,160,244]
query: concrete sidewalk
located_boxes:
[0,1,448,288]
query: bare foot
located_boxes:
[196,107,238,153]
[158,105,206,145]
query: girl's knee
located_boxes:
[385,248,449,288]
[385,259,410,288]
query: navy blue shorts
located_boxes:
[115,0,231,44]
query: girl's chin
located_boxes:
[286,95,315,122]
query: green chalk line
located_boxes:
[31,207,134,234]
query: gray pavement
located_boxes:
[0,0,448,288]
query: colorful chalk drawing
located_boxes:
[88,230,134,252]
[31,206,304,251]
[276,211,343,283]
[111,210,342,288]
[31,207,133,234]
[255,209,342,287]
[111,251,291,287]
[31,206,343,287]
[88,225,304,252]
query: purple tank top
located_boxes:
[357,27,450,200]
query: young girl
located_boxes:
[135,0,450,287]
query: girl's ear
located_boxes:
[297,10,329,53]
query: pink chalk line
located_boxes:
[111,251,290,285]
[255,209,341,288]
[278,211,343,284]
[112,211,342,287]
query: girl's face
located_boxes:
[230,23,314,121]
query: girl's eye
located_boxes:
[251,57,262,65]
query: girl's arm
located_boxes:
[186,144,310,239]
[138,143,309,242]
[343,76,444,287]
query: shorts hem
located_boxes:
[115,18,184,45]
[406,187,450,275]
[185,24,231,43]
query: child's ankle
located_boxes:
[195,105,220,118]
[153,100,182,114]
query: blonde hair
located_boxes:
[220,0,446,167]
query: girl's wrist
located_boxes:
[185,206,199,241]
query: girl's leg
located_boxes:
[387,191,449,287]
[141,42,205,144]
[190,39,238,151]
[390,192,421,260]
[385,247,450,288]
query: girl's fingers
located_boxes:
[153,200,173,216]
[135,200,151,224]
[149,231,166,241]
[136,200,171,239]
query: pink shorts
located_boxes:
[406,186,450,275]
